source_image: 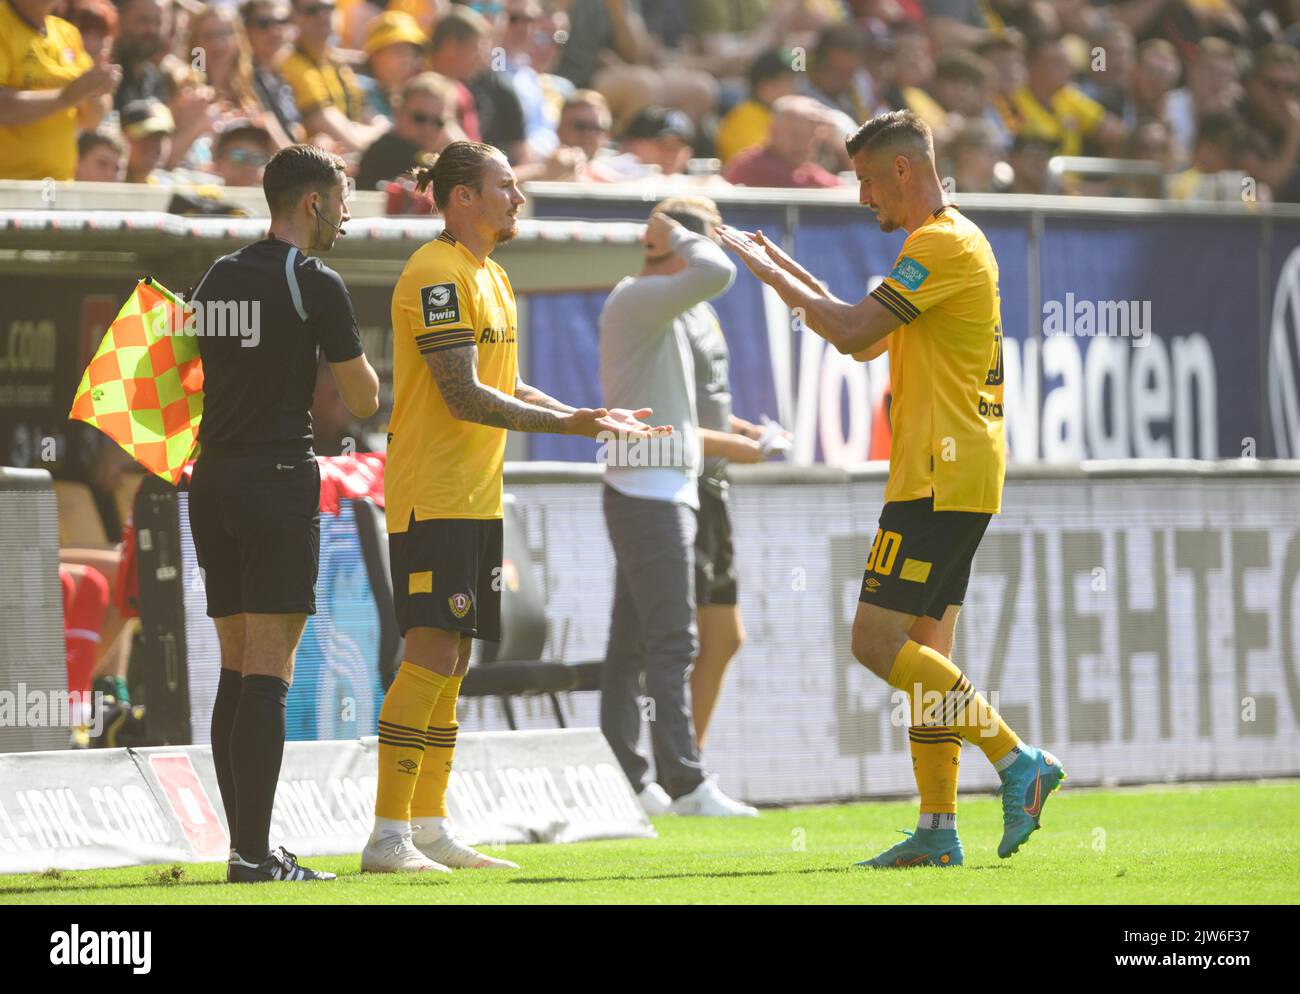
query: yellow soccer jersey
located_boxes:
[870,205,1006,514]
[387,231,518,529]
[0,5,92,180]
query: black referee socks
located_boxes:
[230,674,290,864]
[210,667,243,844]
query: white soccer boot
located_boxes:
[360,830,452,874]
[412,823,519,869]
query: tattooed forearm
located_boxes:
[515,376,576,414]
[424,346,569,433]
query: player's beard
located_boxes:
[494,215,519,246]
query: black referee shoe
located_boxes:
[227,846,337,883]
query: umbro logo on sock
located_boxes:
[398,759,419,774]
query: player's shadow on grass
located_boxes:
[511,867,860,884]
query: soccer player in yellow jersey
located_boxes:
[362,141,669,874]
[719,110,1066,868]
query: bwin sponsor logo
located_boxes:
[49,926,151,974]
[1042,294,1151,347]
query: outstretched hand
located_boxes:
[564,407,674,439]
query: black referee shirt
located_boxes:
[190,236,364,453]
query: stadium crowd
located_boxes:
[1,0,1298,204]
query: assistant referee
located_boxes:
[188,144,380,883]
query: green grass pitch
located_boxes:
[3,781,1297,905]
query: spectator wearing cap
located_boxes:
[240,0,304,144]
[211,119,275,187]
[120,97,173,182]
[1166,37,1241,162]
[111,0,173,113]
[76,128,125,181]
[65,0,117,64]
[800,27,877,125]
[355,71,462,191]
[430,6,527,162]
[281,0,385,153]
[1239,43,1300,203]
[1012,35,1124,157]
[617,105,695,178]
[722,95,842,189]
[0,0,119,181]
[715,49,797,165]
[361,10,426,118]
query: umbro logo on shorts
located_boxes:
[421,283,460,326]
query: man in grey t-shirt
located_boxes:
[598,198,756,817]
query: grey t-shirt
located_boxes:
[599,226,736,506]
[686,303,733,498]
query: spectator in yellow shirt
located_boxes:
[715,49,796,165]
[1012,35,1124,158]
[0,0,119,180]
[281,0,385,152]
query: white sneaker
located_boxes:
[637,782,673,816]
[414,830,519,869]
[360,832,452,874]
[669,777,759,817]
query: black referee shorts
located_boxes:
[857,497,991,621]
[188,447,321,618]
[695,485,738,606]
[388,514,502,641]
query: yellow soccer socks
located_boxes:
[375,662,449,824]
[908,724,961,824]
[410,674,463,831]
[890,639,1020,768]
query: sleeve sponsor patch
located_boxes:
[889,256,930,291]
[421,283,461,326]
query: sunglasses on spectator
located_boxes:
[408,111,447,128]
[251,16,291,29]
[569,120,606,133]
[299,3,334,16]
[509,13,537,24]
[225,149,270,166]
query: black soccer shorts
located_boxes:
[388,514,503,640]
[695,485,738,606]
[188,447,321,617]
[857,497,992,620]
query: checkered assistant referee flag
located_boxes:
[68,277,204,485]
